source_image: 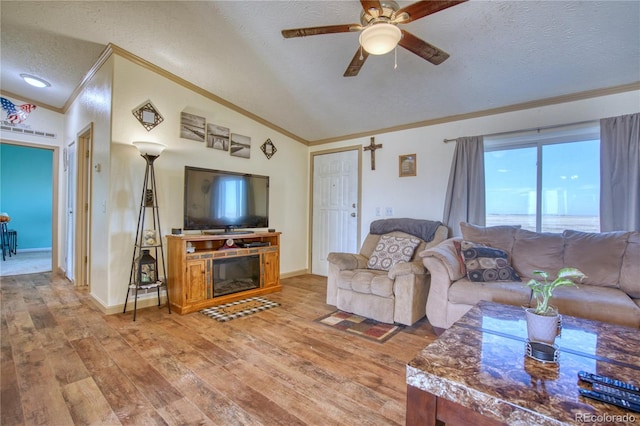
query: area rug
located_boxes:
[315,311,403,343]
[200,297,279,322]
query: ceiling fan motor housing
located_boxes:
[360,0,400,23]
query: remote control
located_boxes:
[593,383,640,405]
[578,371,640,395]
[579,389,640,413]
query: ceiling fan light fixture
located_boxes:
[359,23,401,55]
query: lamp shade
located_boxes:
[133,141,166,156]
[359,23,402,55]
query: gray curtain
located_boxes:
[600,113,640,231]
[442,136,485,237]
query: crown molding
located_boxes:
[62,44,115,113]
[308,81,640,146]
[0,90,63,114]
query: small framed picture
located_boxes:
[180,112,205,142]
[399,154,416,177]
[230,133,251,158]
[206,124,230,151]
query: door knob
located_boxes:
[351,212,356,217]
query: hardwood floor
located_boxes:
[1,272,437,425]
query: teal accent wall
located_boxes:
[0,143,53,250]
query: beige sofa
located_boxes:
[420,223,640,331]
[327,219,448,326]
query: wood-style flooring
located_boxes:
[1,272,437,425]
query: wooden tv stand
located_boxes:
[166,232,281,314]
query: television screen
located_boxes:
[184,166,269,231]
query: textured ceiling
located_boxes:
[1,1,639,143]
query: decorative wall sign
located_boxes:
[230,134,251,158]
[180,111,205,142]
[206,124,230,151]
[399,154,417,177]
[1,97,37,124]
[261,139,277,159]
[132,100,163,131]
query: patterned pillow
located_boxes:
[367,235,421,271]
[460,241,521,282]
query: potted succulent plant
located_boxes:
[525,268,586,344]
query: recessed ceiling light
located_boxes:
[20,73,51,88]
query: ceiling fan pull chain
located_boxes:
[394,46,398,70]
[359,45,364,61]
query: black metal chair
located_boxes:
[8,230,17,255]
[0,222,11,261]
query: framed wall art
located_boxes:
[399,154,417,177]
[206,124,230,151]
[180,111,205,142]
[230,133,251,158]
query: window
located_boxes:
[484,123,600,232]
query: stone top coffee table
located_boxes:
[406,301,640,425]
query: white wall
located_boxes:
[109,55,309,308]
[311,90,640,243]
[65,56,114,306]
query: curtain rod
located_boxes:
[443,119,599,143]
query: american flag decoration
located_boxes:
[1,97,37,124]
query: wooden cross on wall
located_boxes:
[363,137,382,170]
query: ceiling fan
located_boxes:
[282,0,467,77]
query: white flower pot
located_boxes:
[525,308,559,344]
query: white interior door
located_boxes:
[65,142,76,282]
[311,149,359,276]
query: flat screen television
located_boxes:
[183,166,269,232]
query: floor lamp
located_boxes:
[123,141,171,320]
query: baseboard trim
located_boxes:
[16,248,52,253]
[91,292,168,315]
[281,269,310,279]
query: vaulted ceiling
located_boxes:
[1,1,639,144]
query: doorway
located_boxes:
[0,140,58,276]
[65,125,92,287]
[310,147,361,276]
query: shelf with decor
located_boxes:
[123,141,171,321]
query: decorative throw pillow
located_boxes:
[367,235,421,271]
[460,241,521,282]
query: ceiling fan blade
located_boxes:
[282,24,359,38]
[399,30,449,65]
[344,48,370,77]
[360,0,383,17]
[396,0,467,23]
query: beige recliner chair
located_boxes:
[326,219,448,326]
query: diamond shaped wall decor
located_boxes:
[132,100,164,131]
[261,139,277,159]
